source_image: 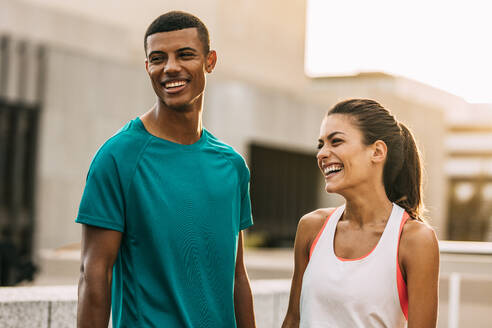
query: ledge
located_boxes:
[0,280,290,328]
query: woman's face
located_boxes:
[317,114,378,194]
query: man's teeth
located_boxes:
[324,165,343,175]
[165,80,186,88]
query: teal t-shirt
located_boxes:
[76,118,253,328]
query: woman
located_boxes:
[282,99,439,328]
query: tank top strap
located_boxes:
[379,204,406,251]
[309,207,338,259]
[319,205,346,254]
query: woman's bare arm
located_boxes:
[399,220,440,328]
[282,209,331,328]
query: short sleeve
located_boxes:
[239,164,253,230]
[75,148,125,232]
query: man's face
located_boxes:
[145,28,216,111]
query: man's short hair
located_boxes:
[144,11,210,55]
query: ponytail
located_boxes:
[387,123,424,221]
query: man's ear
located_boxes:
[145,58,149,73]
[372,140,387,164]
[205,50,217,73]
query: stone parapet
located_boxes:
[0,280,290,328]
[0,285,77,328]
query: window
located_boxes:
[448,178,492,241]
[0,36,45,285]
[249,143,319,246]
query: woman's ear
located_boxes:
[372,140,387,164]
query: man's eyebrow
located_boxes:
[177,47,198,52]
[148,50,165,57]
[148,47,199,57]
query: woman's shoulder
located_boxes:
[400,218,439,261]
[294,208,336,255]
[401,219,438,247]
[297,208,336,236]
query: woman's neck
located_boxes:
[341,184,393,227]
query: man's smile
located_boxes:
[161,79,189,93]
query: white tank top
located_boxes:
[300,203,409,328]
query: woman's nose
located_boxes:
[317,146,329,161]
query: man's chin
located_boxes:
[159,93,202,113]
[168,104,190,112]
[162,100,194,113]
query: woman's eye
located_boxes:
[332,139,343,145]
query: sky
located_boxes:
[305,0,492,104]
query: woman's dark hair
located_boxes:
[328,99,424,220]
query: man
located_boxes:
[76,11,256,328]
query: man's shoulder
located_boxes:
[100,119,149,152]
[90,119,151,169]
[204,129,247,167]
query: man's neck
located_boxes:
[140,103,203,145]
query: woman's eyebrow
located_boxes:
[327,131,345,140]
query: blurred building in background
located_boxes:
[0,0,490,278]
[445,104,492,241]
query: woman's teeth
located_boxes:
[324,164,343,175]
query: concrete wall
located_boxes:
[212,0,307,92]
[9,0,308,91]
[0,0,136,64]
[204,80,326,160]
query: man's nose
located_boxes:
[164,56,181,74]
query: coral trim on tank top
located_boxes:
[309,209,336,260]
[336,243,379,261]
[396,212,410,320]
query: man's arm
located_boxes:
[234,231,256,328]
[77,225,122,328]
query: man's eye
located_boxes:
[150,56,163,62]
[180,53,195,58]
[317,143,323,150]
